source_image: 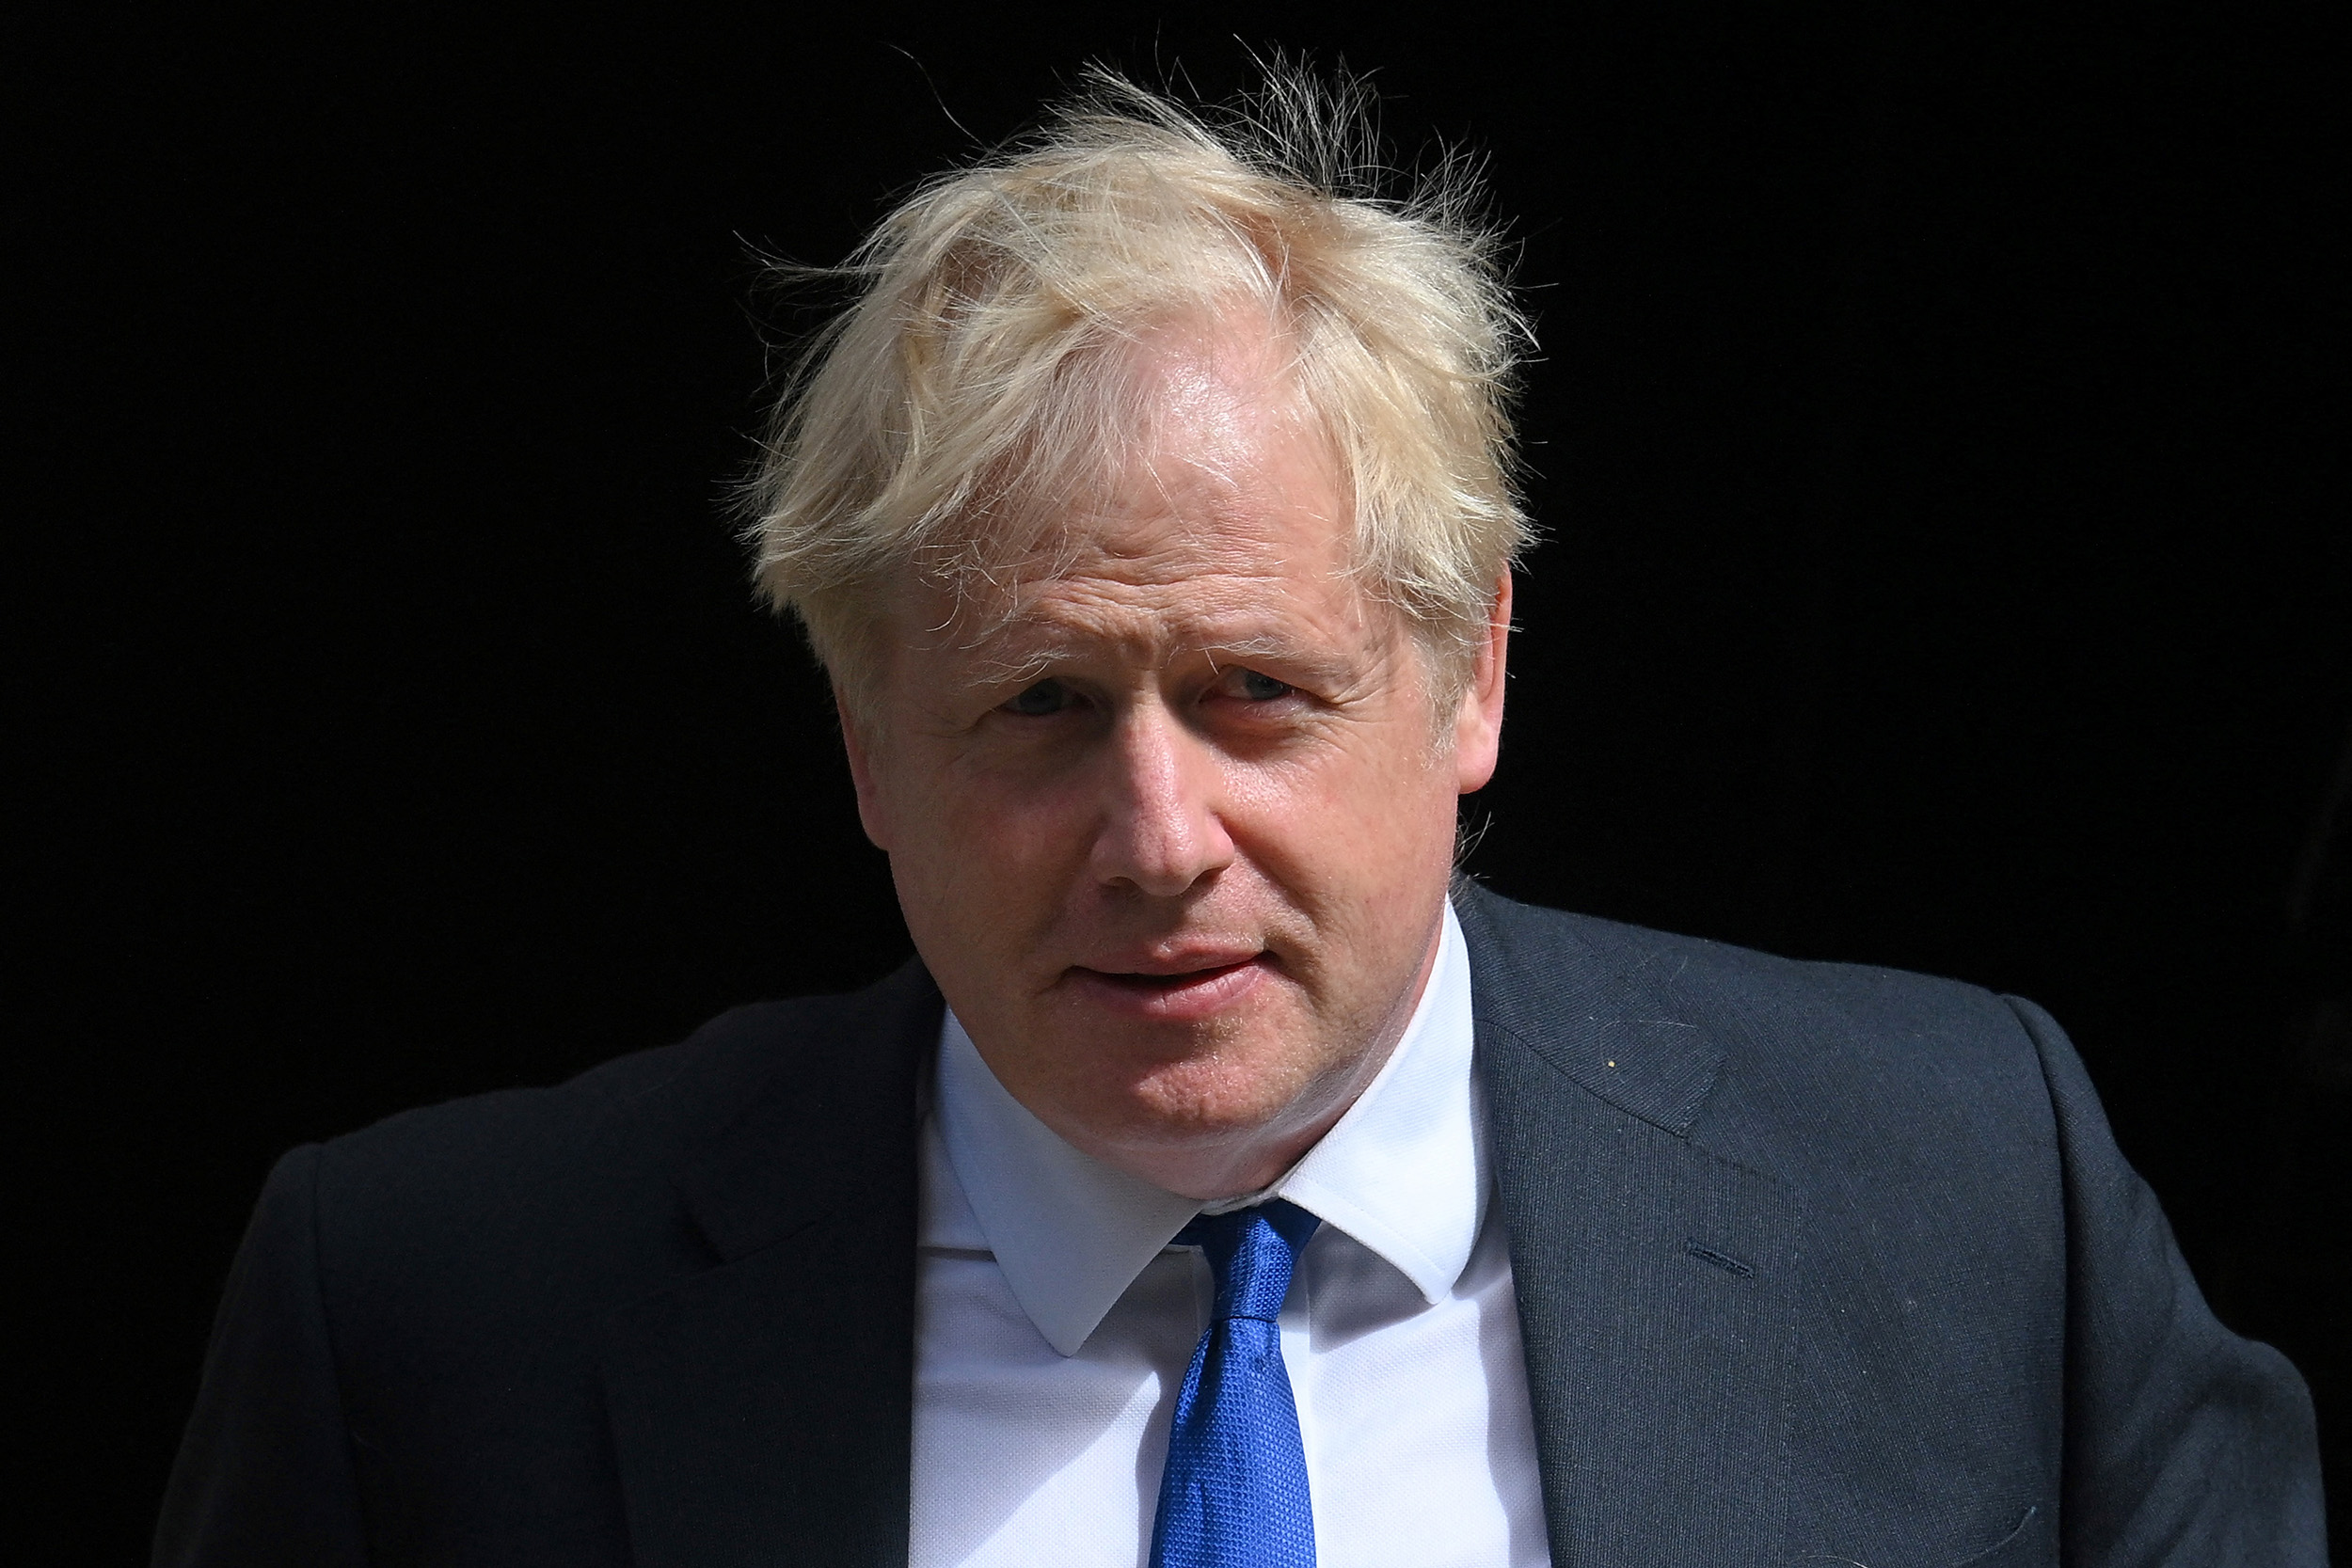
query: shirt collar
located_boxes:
[925,900,1485,1356]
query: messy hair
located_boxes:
[739,65,1533,717]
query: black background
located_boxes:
[15,1,2347,1555]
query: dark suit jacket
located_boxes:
[156,885,2325,1565]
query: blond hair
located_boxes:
[739,67,1533,714]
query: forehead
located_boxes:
[901,325,1385,667]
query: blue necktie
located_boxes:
[1149,1200,1322,1568]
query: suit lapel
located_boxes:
[1459,887,1801,1567]
[596,962,941,1568]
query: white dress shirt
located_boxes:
[911,902,1553,1568]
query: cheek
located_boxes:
[887,755,1094,932]
[1224,733,1456,904]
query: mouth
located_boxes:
[1063,953,1274,1021]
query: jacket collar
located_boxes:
[596,959,939,1568]
[1452,878,1728,1133]
[1454,880,1801,1566]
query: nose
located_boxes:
[1089,700,1234,897]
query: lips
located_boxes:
[1087,958,1255,991]
[1063,952,1274,1022]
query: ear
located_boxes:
[834,685,896,851]
[1452,574,1511,795]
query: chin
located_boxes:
[1093,1035,1326,1140]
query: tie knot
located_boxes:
[1176,1200,1320,1323]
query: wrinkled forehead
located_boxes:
[898,317,1365,655]
[888,496,1383,700]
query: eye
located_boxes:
[1000,678,1076,718]
[1225,668,1295,703]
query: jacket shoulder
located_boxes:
[304,962,935,1285]
[321,993,838,1186]
[1463,882,2025,1042]
[1455,882,2053,1176]
[1462,882,2036,1067]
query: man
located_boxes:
[157,73,2323,1567]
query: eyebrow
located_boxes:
[951,624,1360,693]
[1207,631,1346,672]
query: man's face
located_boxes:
[842,325,1507,1198]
